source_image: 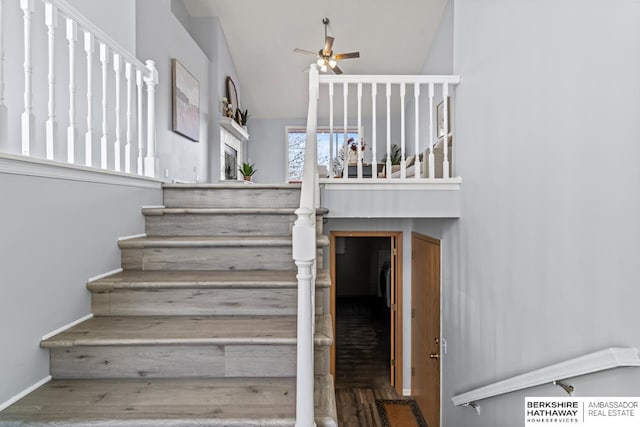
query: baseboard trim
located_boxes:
[87,268,123,283]
[41,313,93,341]
[0,376,51,412]
[403,388,412,396]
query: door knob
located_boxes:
[429,353,440,360]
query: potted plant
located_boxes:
[380,144,402,177]
[240,109,249,127]
[238,162,257,182]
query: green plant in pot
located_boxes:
[240,109,249,127]
[239,162,257,182]
[381,144,402,165]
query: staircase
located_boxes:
[0,184,337,427]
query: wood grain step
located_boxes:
[162,184,302,209]
[0,375,338,427]
[119,235,329,271]
[143,207,328,237]
[43,315,332,379]
[88,271,331,316]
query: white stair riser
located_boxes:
[163,188,301,208]
[121,247,324,271]
[91,288,326,316]
[50,345,329,379]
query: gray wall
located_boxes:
[136,0,210,183]
[0,173,161,404]
[188,16,243,182]
[441,1,640,426]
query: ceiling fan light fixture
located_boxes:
[320,64,328,72]
[317,58,325,67]
[328,58,337,68]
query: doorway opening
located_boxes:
[330,231,403,395]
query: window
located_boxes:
[287,127,360,182]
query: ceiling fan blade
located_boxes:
[334,52,360,60]
[294,48,318,57]
[331,63,343,75]
[323,36,335,56]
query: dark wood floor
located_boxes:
[335,296,402,427]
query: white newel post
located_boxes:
[371,83,377,180]
[357,82,362,179]
[341,82,348,180]
[124,62,132,173]
[442,83,450,178]
[143,60,158,178]
[0,0,6,148]
[385,83,391,180]
[66,19,77,163]
[99,43,109,169]
[328,82,333,178]
[136,68,144,175]
[414,84,421,179]
[113,53,121,171]
[428,83,435,179]
[400,83,406,179]
[84,31,94,166]
[20,0,34,156]
[293,63,319,427]
[45,2,57,160]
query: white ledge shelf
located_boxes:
[218,117,249,142]
[452,347,640,407]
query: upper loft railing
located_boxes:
[0,0,158,178]
[316,73,461,182]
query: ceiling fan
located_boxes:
[294,18,360,74]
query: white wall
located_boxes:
[136,0,209,183]
[0,172,161,405]
[440,1,640,426]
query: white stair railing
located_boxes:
[1,0,158,178]
[292,63,320,427]
[318,75,460,181]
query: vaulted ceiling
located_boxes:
[183,0,448,119]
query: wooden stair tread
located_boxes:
[143,207,329,215]
[88,270,331,290]
[162,183,301,189]
[118,235,330,248]
[0,376,337,427]
[41,314,333,348]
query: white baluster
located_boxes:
[144,60,158,178]
[342,82,348,180]
[400,83,406,179]
[99,43,109,169]
[136,68,143,175]
[0,0,7,148]
[44,2,58,160]
[371,83,377,180]
[66,19,77,163]
[20,0,34,156]
[328,82,334,178]
[357,82,362,179]
[84,32,94,166]
[442,83,450,179]
[385,83,391,180]
[124,63,132,173]
[428,83,435,179]
[414,84,421,179]
[113,53,121,172]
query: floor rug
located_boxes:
[375,399,428,427]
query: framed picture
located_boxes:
[171,59,200,142]
[436,99,451,139]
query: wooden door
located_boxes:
[389,236,397,387]
[411,233,441,427]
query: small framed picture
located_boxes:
[171,59,200,142]
[436,99,451,138]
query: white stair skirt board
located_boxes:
[0,376,51,412]
[41,314,94,341]
[87,268,123,283]
[118,233,147,241]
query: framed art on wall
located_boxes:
[171,59,200,142]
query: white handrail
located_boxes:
[452,347,640,407]
[319,74,461,84]
[292,63,320,427]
